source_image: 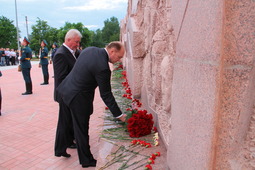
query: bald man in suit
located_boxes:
[56,41,127,168]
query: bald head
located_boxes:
[106,41,125,64]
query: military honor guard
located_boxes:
[40,40,49,85]
[51,42,58,61]
[20,37,33,95]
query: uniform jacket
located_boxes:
[56,47,122,117]
[53,45,76,101]
[20,46,32,69]
[51,48,58,60]
[40,47,48,65]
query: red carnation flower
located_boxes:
[155,152,161,156]
[146,143,152,148]
[150,154,156,160]
[145,164,152,170]
[148,158,155,164]
[131,140,137,145]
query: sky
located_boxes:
[0,0,128,38]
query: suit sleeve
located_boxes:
[95,69,122,117]
[53,53,69,88]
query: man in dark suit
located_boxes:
[56,41,127,168]
[53,29,82,158]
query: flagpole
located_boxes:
[14,0,20,50]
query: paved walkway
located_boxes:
[0,63,105,169]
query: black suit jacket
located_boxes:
[53,45,76,101]
[56,47,122,117]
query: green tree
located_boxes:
[58,22,92,48]
[91,29,105,48]
[101,16,120,43]
[46,27,59,47]
[30,18,53,56]
[0,16,19,49]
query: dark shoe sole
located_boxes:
[22,92,33,95]
[55,153,71,158]
[82,160,97,168]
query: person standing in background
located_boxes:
[4,48,10,66]
[20,37,33,95]
[40,40,49,85]
[54,29,82,158]
[51,42,58,62]
[0,70,2,115]
[16,49,19,65]
[0,48,3,66]
[51,42,58,78]
[10,49,16,65]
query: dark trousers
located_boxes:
[11,57,16,65]
[0,88,2,114]
[5,56,10,66]
[22,68,32,83]
[41,64,49,76]
[41,64,49,83]
[68,92,94,165]
[54,100,75,155]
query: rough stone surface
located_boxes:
[121,0,174,148]
[120,0,255,169]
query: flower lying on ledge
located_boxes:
[145,152,161,169]
[145,164,152,170]
[119,68,155,138]
[153,132,159,146]
[131,139,152,148]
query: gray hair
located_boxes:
[65,29,82,40]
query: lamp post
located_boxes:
[14,0,20,51]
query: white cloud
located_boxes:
[84,25,99,29]
[63,0,127,11]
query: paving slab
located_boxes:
[0,62,104,170]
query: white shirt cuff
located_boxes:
[116,114,123,118]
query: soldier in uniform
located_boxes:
[40,40,49,85]
[51,42,58,61]
[20,37,33,95]
[0,70,2,115]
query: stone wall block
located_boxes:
[168,59,220,169]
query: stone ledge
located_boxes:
[95,114,168,170]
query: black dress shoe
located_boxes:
[68,143,77,149]
[82,160,97,168]
[40,82,48,85]
[22,92,33,95]
[55,152,71,158]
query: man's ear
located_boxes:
[109,48,115,56]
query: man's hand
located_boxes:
[118,114,127,122]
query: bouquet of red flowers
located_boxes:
[127,109,154,138]
[120,70,154,137]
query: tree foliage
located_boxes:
[0,15,121,52]
[91,29,105,48]
[0,16,19,49]
[30,18,53,55]
[58,22,92,48]
[101,16,120,43]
